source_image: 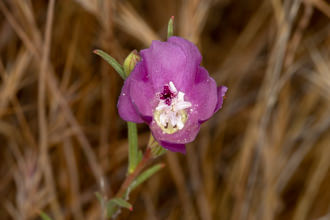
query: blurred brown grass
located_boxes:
[0,0,330,219]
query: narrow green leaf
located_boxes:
[107,201,117,218]
[129,164,164,191]
[110,198,133,210]
[40,212,53,220]
[167,16,174,38]
[93,49,126,79]
[107,198,133,217]
[128,122,138,174]
[95,192,108,218]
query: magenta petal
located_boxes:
[150,110,201,145]
[117,78,144,123]
[168,36,202,69]
[140,39,198,91]
[129,59,149,82]
[214,86,228,112]
[129,62,155,120]
[127,61,155,123]
[186,67,218,122]
[130,78,154,120]
[159,140,186,154]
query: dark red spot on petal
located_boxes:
[165,99,171,105]
[160,85,176,105]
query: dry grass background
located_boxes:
[0,0,330,219]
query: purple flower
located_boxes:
[118,36,227,153]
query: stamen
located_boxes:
[154,82,191,134]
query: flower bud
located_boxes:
[148,135,167,158]
[123,50,141,77]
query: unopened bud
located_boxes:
[123,50,141,77]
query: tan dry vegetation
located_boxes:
[0,0,330,219]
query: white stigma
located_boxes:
[154,82,192,134]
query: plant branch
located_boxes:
[116,148,152,198]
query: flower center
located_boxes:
[154,82,192,134]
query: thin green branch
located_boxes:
[127,122,139,174]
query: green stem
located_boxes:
[117,148,151,197]
[127,122,138,174]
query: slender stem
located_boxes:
[127,122,139,174]
[116,148,152,198]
